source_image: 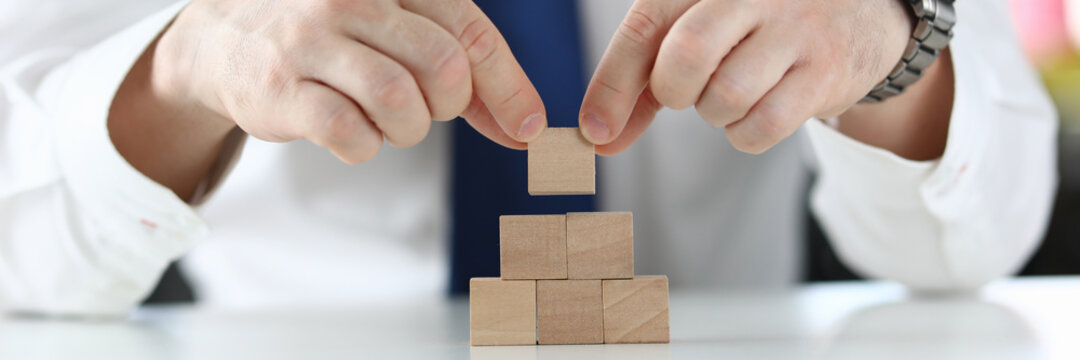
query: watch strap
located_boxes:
[862,0,956,103]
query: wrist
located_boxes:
[108,21,236,200]
[152,4,235,134]
[838,48,954,161]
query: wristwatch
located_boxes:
[861,0,957,103]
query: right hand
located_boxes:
[156,0,547,163]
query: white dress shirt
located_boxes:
[0,0,1058,315]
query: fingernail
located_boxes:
[518,113,546,141]
[581,113,610,144]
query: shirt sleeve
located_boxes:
[804,0,1058,291]
[0,1,205,316]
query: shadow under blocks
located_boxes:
[469,127,670,346]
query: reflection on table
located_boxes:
[1,277,1077,360]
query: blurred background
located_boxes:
[1002,0,1080,276]
[144,0,1080,304]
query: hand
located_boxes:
[155,0,546,164]
[578,0,914,155]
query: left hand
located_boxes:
[578,0,914,155]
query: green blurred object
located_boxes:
[1043,52,1080,184]
[1042,53,1080,130]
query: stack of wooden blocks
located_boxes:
[470,128,671,346]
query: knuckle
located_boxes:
[708,73,753,113]
[749,103,789,140]
[725,103,790,155]
[431,46,471,93]
[316,105,383,164]
[619,9,662,47]
[459,18,500,68]
[318,104,363,146]
[371,70,418,110]
[664,26,709,68]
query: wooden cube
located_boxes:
[566,212,634,279]
[469,278,537,346]
[500,215,567,280]
[537,280,604,344]
[527,127,595,195]
[602,276,670,344]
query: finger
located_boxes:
[725,68,823,154]
[460,93,528,150]
[340,7,472,121]
[401,0,547,143]
[578,0,697,145]
[696,28,797,128]
[313,39,431,148]
[289,80,383,164]
[651,0,759,110]
[595,89,662,156]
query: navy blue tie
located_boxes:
[448,0,595,295]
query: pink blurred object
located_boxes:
[1010,0,1071,63]
[1070,0,1080,51]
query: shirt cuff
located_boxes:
[804,32,993,218]
[44,1,206,264]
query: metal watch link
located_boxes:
[861,0,957,103]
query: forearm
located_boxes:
[108,27,236,202]
[1,1,211,315]
[836,48,956,161]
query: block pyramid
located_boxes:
[469,128,671,346]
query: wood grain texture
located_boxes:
[602,275,670,344]
[469,278,537,346]
[500,215,567,280]
[566,212,634,279]
[527,127,595,195]
[537,280,604,344]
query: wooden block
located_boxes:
[566,212,634,279]
[537,280,604,344]
[469,278,537,346]
[500,215,567,280]
[527,127,595,195]
[602,275,670,344]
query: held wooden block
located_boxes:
[527,127,595,195]
[566,212,634,279]
[500,215,567,280]
[537,280,604,344]
[469,278,537,346]
[602,275,670,344]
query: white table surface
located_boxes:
[2,277,1079,360]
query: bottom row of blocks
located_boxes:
[470,276,670,345]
